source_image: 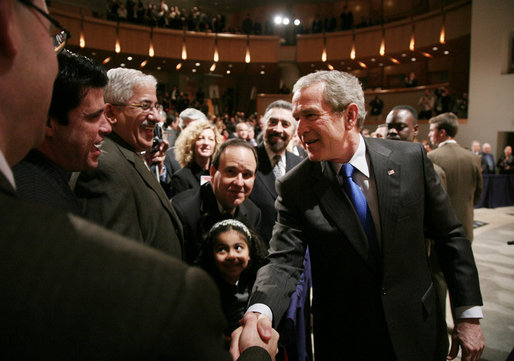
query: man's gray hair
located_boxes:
[292,70,367,128]
[179,108,207,129]
[104,68,157,104]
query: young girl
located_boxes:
[198,219,267,343]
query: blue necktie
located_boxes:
[340,163,380,259]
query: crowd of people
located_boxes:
[104,0,377,35]
[1,1,495,359]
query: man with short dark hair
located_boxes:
[13,49,109,215]
[249,100,302,244]
[0,0,277,359]
[173,138,261,264]
[428,112,482,242]
[385,105,419,142]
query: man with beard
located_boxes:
[249,100,302,245]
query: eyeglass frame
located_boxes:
[19,0,71,54]
[111,102,162,113]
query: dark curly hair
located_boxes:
[198,219,268,287]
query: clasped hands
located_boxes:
[230,313,278,361]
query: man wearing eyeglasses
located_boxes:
[75,67,183,258]
[0,1,278,359]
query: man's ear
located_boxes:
[104,103,118,125]
[45,117,58,137]
[209,164,216,178]
[345,103,359,130]
[0,0,18,58]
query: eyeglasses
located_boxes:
[19,0,71,54]
[112,102,161,113]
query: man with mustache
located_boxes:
[249,100,302,244]
[13,49,110,216]
[75,67,183,258]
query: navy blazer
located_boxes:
[250,138,482,361]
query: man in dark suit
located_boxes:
[249,100,302,244]
[0,0,277,358]
[173,138,261,264]
[13,49,110,216]
[75,67,183,258]
[481,142,496,174]
[244,71,484,361]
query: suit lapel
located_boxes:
[314,162,371,263]
[365,139,401,254]
[256,145,278,197]
[110,135,184,239]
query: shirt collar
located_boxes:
[0,149,15,189]
[331,134,369,178]
[437,139,457,147]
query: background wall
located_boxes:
[460,0,514,156]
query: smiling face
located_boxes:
[213,229,250,284]
[293,82,357,163]
[194,128,216,161]
[210,145,256,213]
[264,108,296,153]
[51,88,110,171]
[111,82,158,152]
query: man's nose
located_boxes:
[99,114,112,135]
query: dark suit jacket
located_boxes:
[249,138,482,361]
[173,182,261,264]
[480,152,495,174]
[0,172,270,361]
[249,144,302,244]
[171,162,209,196]
[75,133,183,258]
[12,149,82,215]
[161,146,182,198]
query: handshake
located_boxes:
[229,313,279,361]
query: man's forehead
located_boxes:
[220,147,256,168]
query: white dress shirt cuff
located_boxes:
[454,305,483,319]
[246,304,273,322]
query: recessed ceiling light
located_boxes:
[379,63,384,67]
[195,62,200,67]
[157,66,161,70]
[192,68,197,72]
[444,50,450,55]
[371,58,376,62]
[120,63,126,67]
[411,57,416,62]
[432,46,439,51]
[127,56,132,61]
[226,70,231,74]
[401,53,407,57]
[92,52,96,56]
[260,70,265,74]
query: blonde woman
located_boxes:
[172,120,222,196]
